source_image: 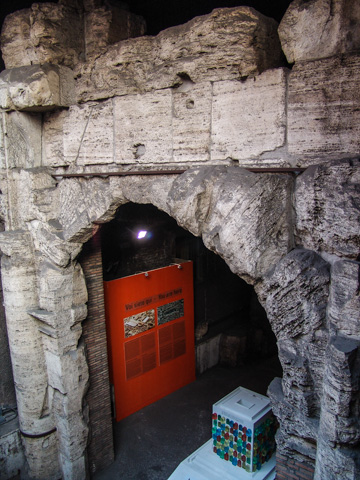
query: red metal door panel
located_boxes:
[104,261,195,421]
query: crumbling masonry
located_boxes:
[0,0,359,479]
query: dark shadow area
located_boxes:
[96,202,283,479]
[101,203,278,370]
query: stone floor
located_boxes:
[92,355,282,480]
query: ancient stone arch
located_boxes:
[0,1,359,479]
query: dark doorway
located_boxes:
[101,203,279,376]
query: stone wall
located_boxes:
[0,1,359,479]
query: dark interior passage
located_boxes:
[83,202,283,477]
[101,203,278,374]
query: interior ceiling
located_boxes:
[0,1,292,37]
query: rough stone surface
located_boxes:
[0,64,75,112]
[0,1,146,71]
[0,265,16,407]
[63,100,114,165]
[295,159,360,259]
[211,69,286,162]
[278,340,319,417]
[328,260,360,338]
[259,249,330,341]
[39,53,360,169]
[279,0,360,63]
[115,175,176,215]
[168,166,294,282]
[1,4,83,69]
[43,110,70,167]
[314,437,360,480]
[0,230,61,479]
[57,173,179,242]
[85,6,146,59]
[3,169,59,231]
[2,112,42,169]
[114,90,172,164]
[76,7,283,102]
[268,377,319,460]
[172,82,212,163]
[322,337,360,432]
[0,423,25,479]
[33,258,89,479]
[0,3,359,479]
[58,177,120,242]
[315,336,360,480]
[0,114,5,171]
[288,54,360,163]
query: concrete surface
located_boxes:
[93,355,282,480]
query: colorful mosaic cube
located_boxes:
[212,386,277,473]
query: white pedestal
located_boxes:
[168,439,276,480]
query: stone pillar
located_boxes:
[0,230,60,479]
[29,257,90,480]
[314,260,360,479]
[315,336,360,480]
[0,263,16,407]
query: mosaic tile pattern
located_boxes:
[212,413,277,472]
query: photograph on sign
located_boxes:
[124,309,155,337]
[157,299,184,325]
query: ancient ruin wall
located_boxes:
[0,1,359,479]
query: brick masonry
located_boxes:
[79,231,114,476]
[276,452,315,480]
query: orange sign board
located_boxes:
[104,261,195,421]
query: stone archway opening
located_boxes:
[80,200,283,476]
[101,202,280,374]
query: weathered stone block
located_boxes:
[315,435,360,480]
[0,64,75,112]
[288,54,360,163]
[4,111,42,169]
[38,262,87,313]
[43,110,69,167]
[328,260,360,337]
[279,0,360,63]
[1,4,83,69]
[278,340,318,416]
[268,378,319,452]
[58,177,117,242]
[168,166,294,282]
[63,100,114,165]
[29,220,83,268]
[114,90,172,164]
[259,249,330,340]
[76,7,283,102]
[172,82,212,163]
[116,175,176,215]
[322,336,359,422]
[295,159,360,259]
[304,329,329,410]
[23,433,60,480]
[211,69,287,162]
[85,6,146,59]
[3,169,58,230]
[0,113,5,170]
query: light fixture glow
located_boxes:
[137,230,147,239]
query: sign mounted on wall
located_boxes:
[104,260,195,421]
